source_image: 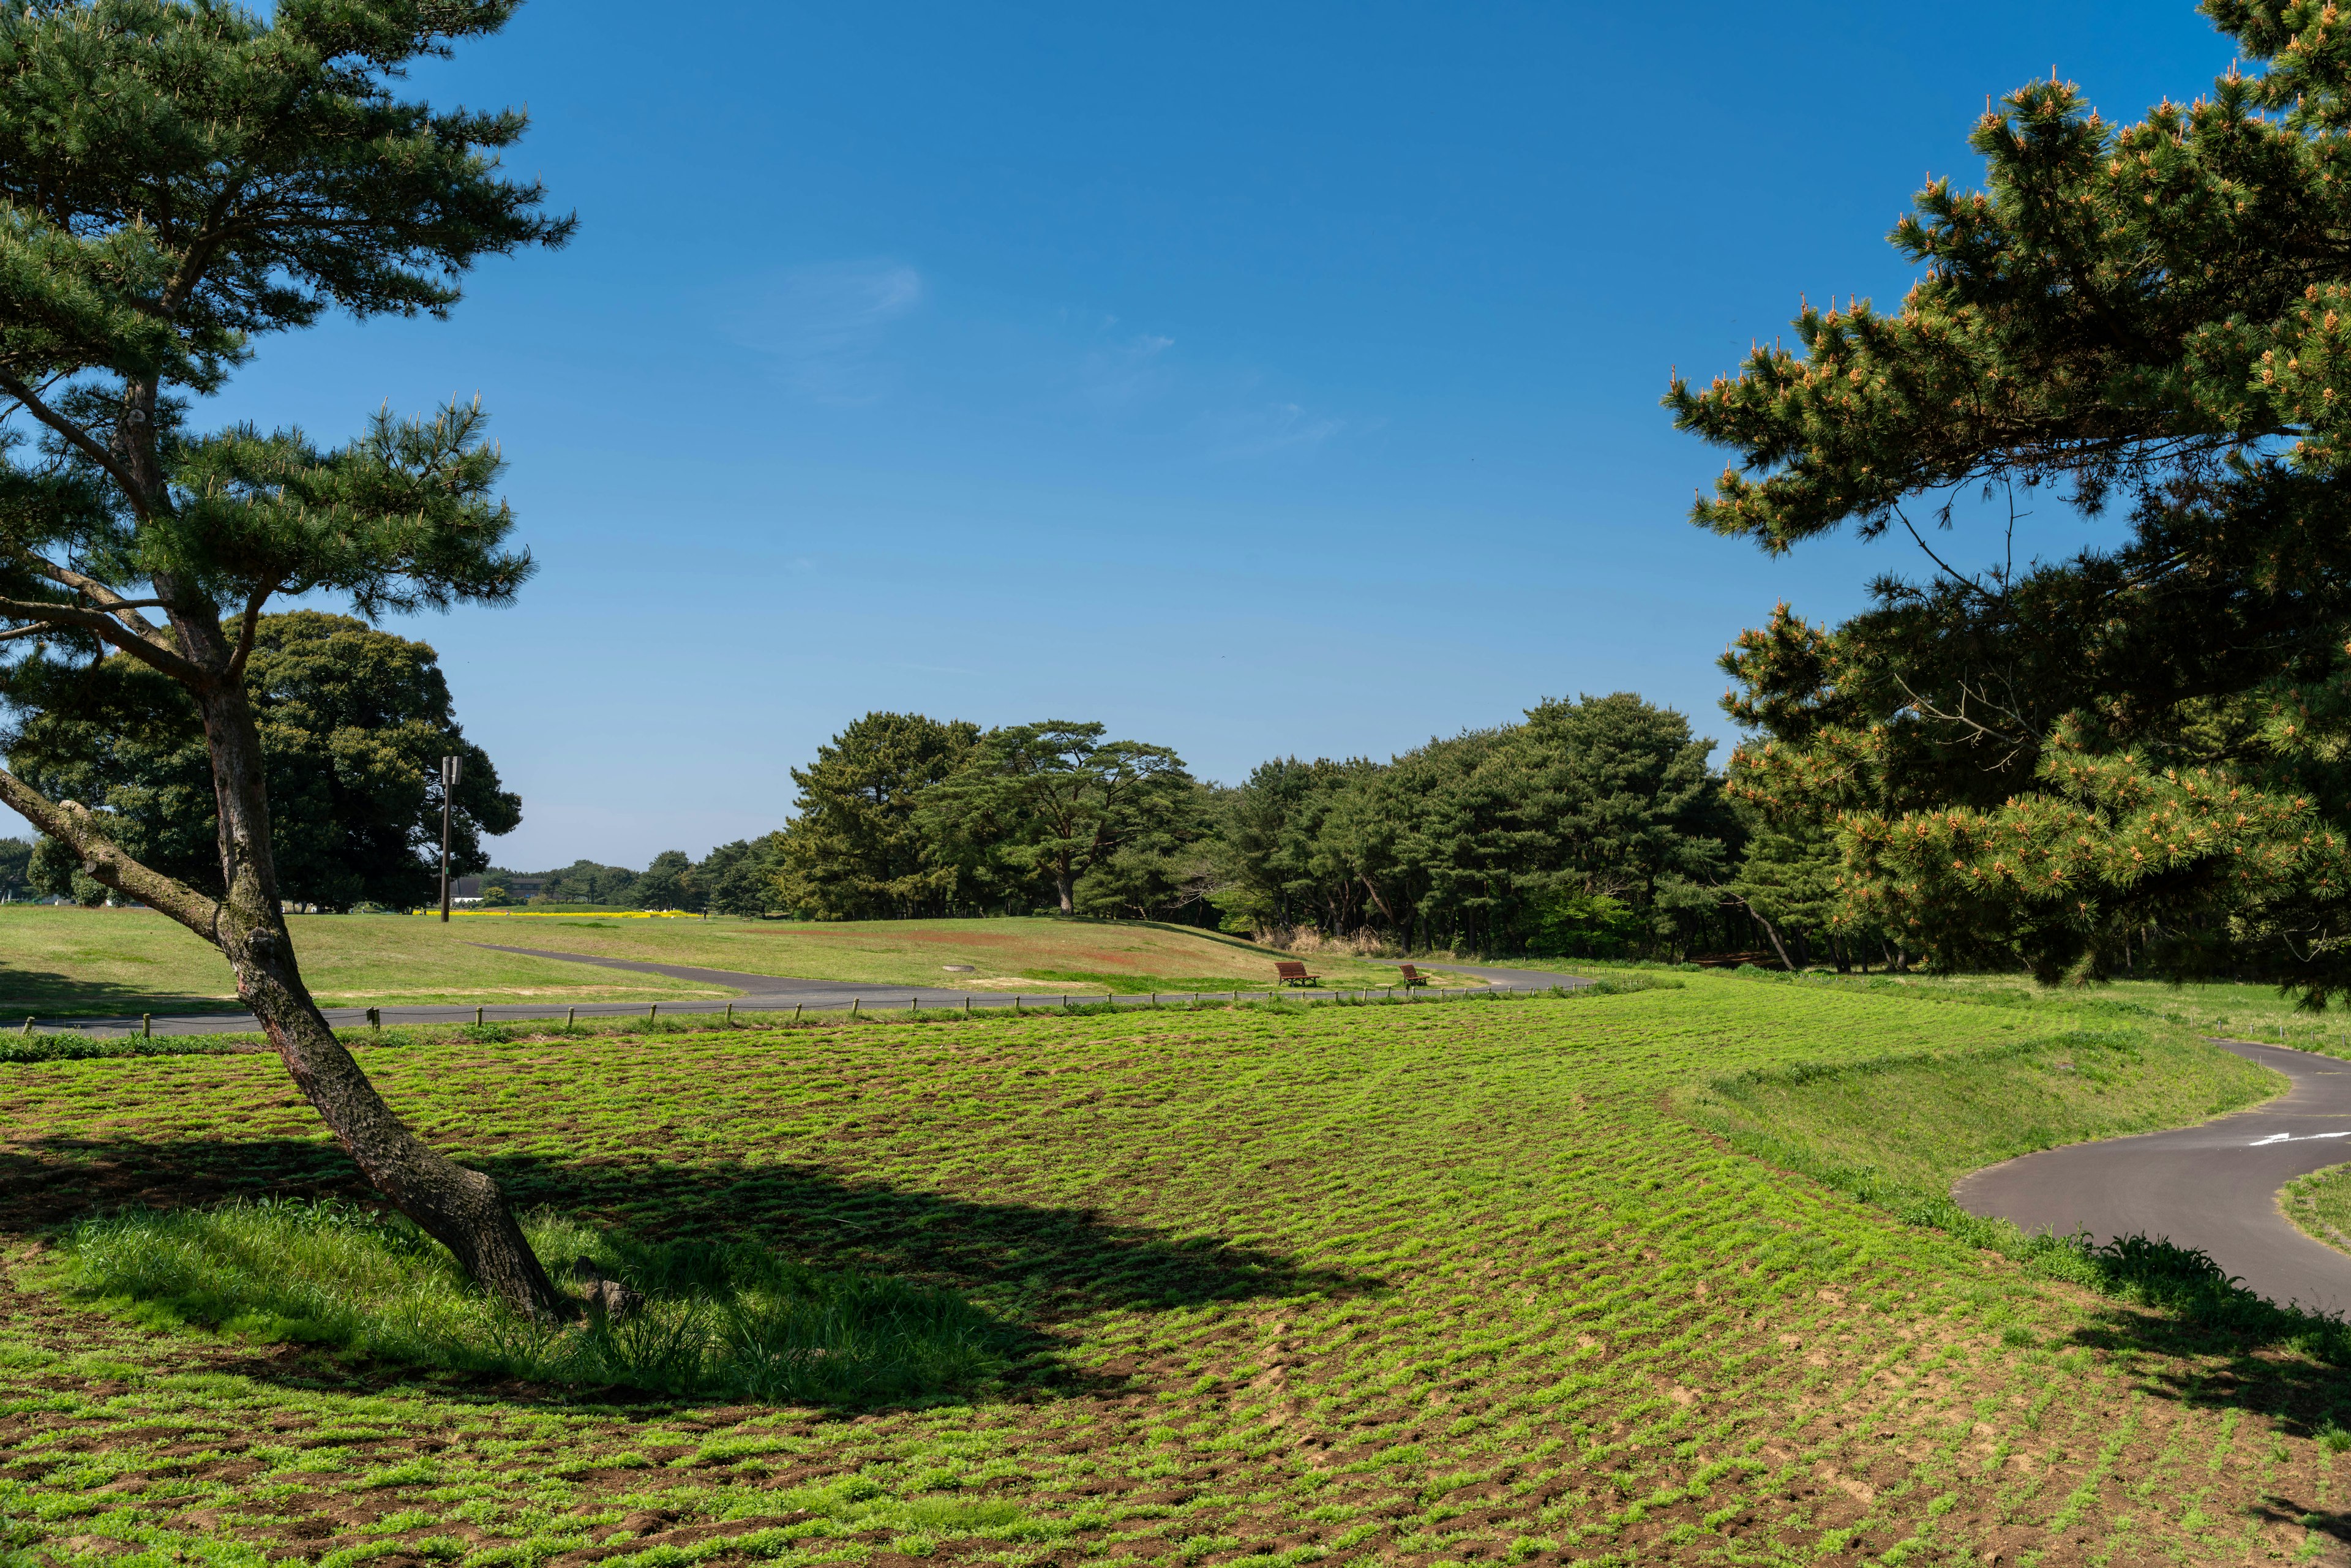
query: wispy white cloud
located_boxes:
[1074,328,1177,408]
[738,260,924,404]
[1204,400,1347,460]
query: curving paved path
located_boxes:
[1955,1039,2351,1314]
[17,951,1591,1040]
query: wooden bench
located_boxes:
[1397,964,1431,989]
[1275,960,1321,988]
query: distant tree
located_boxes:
[533,860,640,906]
[1076,780,1217,921]
[0,835,28,900]
[921,721,1194,914]
[1210,758,1374,936]
[776,711,979,919]
[1209,696,1738,956]
[634,850,696,912]
[1528,891,1642,959]
[8,612,519,911]
[1514,694,1736,950]
[0,4,572,1316]
[695,833,786,917]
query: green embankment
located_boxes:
[2,972,2344,1564]
[2283,1165,2351,1255]
[1678,1005,2279,1202]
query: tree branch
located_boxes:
[0,765,222,941]
[226,585,269,678]
[0,369,151,514]
[25,557,171,642]
[0,594,208,684]
[1894,503,1999,601]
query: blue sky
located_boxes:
[21,1,2241,867]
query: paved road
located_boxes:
[1955,1040,2351,1314]
[19,951,1592,1039]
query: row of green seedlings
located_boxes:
[0,975,1676,1063]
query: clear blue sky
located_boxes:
[23,1,2242,868]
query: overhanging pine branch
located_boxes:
[26,557,172,642]
[0,594,206,684]
[0,369,151,515]
[0,765,222,939]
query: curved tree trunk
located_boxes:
[227,923,566,1318]
[186,667,569,1322]
[0,612,568,1324]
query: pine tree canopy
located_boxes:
[776,711,981,921]
[917,721,1194,916]
[0,1,577,1320]
[1670,0,2351,994]
[0,0,568,689]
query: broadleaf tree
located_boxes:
[0,1,574,1314]
[7,610,519,910]
[1668,0,2351,997]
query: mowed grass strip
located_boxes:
[0,975,2342,1566]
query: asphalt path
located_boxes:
[19,950,1592,1039]
[1955,1039,2351,1315]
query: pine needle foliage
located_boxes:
[1669,1,2351,997]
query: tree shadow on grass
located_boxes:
[2047,1240,2351,1438]
[0,964,231,1018]
[0,1135,1382,1403]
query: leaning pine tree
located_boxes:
[1668,1,2351,999]
[0,1,574,1315]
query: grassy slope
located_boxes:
[1,975,2344,1564]
[2283,1165,2351,1256]
[0,907,1483,1016]
[1679,1006,2279,1199]
[0,906,727,1015]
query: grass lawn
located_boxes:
[2285,1165,2351,1258]
[440,912,1469,994]
[0,906,730,1017]
[4,972,2347,1565]
[1676,989,2277,1201]
[0,908,1481,1018]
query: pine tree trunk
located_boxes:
[1056,871,1074,913]
[190,673,568,1323]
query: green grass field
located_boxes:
[1679,1003,2278,1201]
[2284,1165,2351,1258]
[0,908,1473,1017]
[4,971,2347,1565]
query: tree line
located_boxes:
[4,610,1865,964]
[499,698,1807,964]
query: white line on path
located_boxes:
[2249,1131,2351,1146]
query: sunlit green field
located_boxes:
[2,972,2343,1564]
[0,905,727,1016]
[0,907,1477,1017]
[439,911,1458,992]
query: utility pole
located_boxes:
[438,754,462,922]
